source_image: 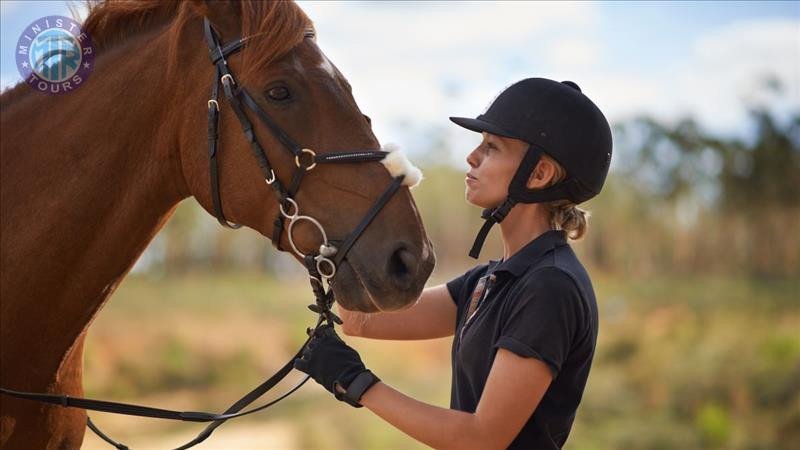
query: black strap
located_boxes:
[507,143,584,203]
[239,89,303,156]
[468,143,584,259]
[336,370,380,408]
[0,387,215,422]
[315,151,388,164]
[333,175,404,266]
[87,417,129,450]
[171,336,315,450]
[468,198,517,259]
[0,319,322,450]
[208,65,241,229]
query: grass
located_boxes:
[81,270,799,450]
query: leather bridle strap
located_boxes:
[333,175,404,267]
[208,64,241,229]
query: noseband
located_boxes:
[0,18,408,450]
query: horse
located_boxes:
[0,1,435,448]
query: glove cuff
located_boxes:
[335,370,380,408]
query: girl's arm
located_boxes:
[358,348,553,450]
[338,284,457,340]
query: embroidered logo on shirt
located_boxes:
[466,273,496,320]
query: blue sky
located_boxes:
[2,1,798,164]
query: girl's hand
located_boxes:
[293,325,380,407]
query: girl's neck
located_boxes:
[498,203,552,260]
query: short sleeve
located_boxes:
[494,267,584,378]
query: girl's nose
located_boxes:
[466,147,480,168]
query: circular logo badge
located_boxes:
[15,15,95,95]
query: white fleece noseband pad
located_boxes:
[380,144,423,188]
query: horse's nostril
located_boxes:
[387,245,418,285]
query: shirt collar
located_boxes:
[488,230,568,278]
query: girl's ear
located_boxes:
[526,158,557,190]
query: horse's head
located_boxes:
[177,1,434,312]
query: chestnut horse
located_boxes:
[0,1,435,448]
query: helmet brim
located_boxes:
[449,116,521,141]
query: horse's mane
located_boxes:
[83,0,314,83]
[1,0,314,104]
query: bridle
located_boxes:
[204,18,404,279]
[0,18,408,450]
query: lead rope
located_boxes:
[83,260,338,450]
[102,257,339,449]
[0,259,339,450]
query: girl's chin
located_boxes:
[465,191,504,210]
[465,192,488,209]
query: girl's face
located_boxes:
[465,132,529,208]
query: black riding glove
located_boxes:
[293,325,380,407]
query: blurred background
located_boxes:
[2,1,799,449]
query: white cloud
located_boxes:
[298,1,601,159]
[299,1,799,158]
[302,1,595,52]
[647,19,800,135]
[556,16,799,143]
[546,38,601,69]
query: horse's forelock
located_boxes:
[238,1,314,85]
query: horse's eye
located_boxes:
[363,114,372,125]
[267,86,290,101]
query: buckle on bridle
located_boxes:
[220,74,235,88]
[207,99,219,112]
[264,169,276,185]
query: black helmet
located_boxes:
[450,78,612,258]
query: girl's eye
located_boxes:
[267,86,291,101]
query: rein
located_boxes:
[0,17,406,449]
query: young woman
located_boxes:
[294,78,612,449]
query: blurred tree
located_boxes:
[611,76,799,277]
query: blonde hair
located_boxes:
[542,155,591,240]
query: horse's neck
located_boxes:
[0,33,189,382]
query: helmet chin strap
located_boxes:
[469,197,518,259]
[468,144,580,259]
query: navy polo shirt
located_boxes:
[446,230,598,449]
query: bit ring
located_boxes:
[287,214,330,258]
[315,256,336,279]
[294,148,317,171]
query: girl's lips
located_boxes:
[465,176,477,186]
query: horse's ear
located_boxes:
[195,0,242,41]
